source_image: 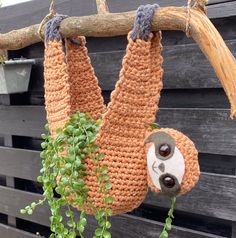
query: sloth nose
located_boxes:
[161,175,175,188]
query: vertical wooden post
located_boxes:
[232,162,236,238]
[3,95,16,227]
[232,226,236,238]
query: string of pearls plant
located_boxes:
[21,112,113,238]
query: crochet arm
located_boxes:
[66,37,106,120]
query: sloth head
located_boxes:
[144,128,200,196]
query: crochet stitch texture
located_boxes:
[44,24,164,214]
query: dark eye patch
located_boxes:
[159,144,171,157]
[145,131,175,160]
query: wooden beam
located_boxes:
[0,7,236,117]
[0,224,40,238]
[0,186,226,237]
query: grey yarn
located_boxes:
[131,5,145,41]
[45,14,68,43]
[131,4,159,41]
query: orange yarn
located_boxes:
[84,32,164,215]
[44,32,164,215]
[44,37,105,136]
[66,37,106,119]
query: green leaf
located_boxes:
[77,224,85,233]
[68,231,76,238]
[160,230,168,238]
[41,142,47,149]
[27,209,33,215]
[105,183,112,190]
[44,124,49,131]
[103,231,111,238]
[100,166,108,174]
[105,221,111,229]
[20,209,26,214]
[37,176,43,183]
[75,159,81,167]
[97,154,105,160]
[150,122,161,130]
[165,217,172,231]
[65,210,73,218]
[80,217,87,226]
[65,163,72,170]
[95,228,103,236]
[104,196,114,204]
[67,220,76,228]
[105,209,112,216]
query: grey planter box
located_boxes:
[0,59,35,94]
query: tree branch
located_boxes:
[0,6,235,117]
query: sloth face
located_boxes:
[145,128,200,196]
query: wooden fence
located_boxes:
[0,0,235,237]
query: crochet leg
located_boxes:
[66,37,106,120]
[44,40,71,136]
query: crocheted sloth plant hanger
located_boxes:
[25,4,200,238]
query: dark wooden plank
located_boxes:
[0,0,234,34]
[159,89,229,109]
[19,39,236,92]
[199,153,236,175]
[208,1,236,19]
[1,107,236,155]
[232,226,236,238]
[0,146,234,183]
[208,0,236,4]
[0,106,46,137]
[108,0,236,20]
[0,186,225,238]
[0,223,40,238]
[0,0,97,33]
[157,108,236,156]
[86,214,226,238]
[93,39,236,89]
[145,173,236,222]
[0,147,41,181]
[0,172,235,222]
[108,0,234,13]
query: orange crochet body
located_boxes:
[44,33,164,215]
[85,33,163,214]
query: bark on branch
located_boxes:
[0,6,236,117]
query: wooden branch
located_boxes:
[96,0,109,14]
[0,6,236,117]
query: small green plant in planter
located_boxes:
[21,112,113,238]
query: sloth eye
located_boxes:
[158,143,171,157]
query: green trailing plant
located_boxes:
[21,112,113,238]
[159,197,176,238]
